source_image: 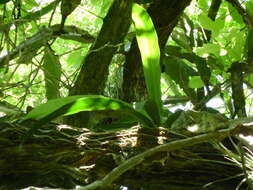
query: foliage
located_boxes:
[132,3,162,124]
[0,0,252,118]
[1,0,253,189]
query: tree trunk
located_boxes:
[0,121,245,190]
[65,0,132,127]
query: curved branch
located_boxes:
[78,125,245,190]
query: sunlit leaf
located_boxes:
[198,0,209,10]
[67,49,83,68]
[132,3,162,124]
[163,56,197,100]
[246,74,253,87]
[188,76,204,88]
[24,95,154,128]
[195,43,220,56]
[43,46,61,100]
[246,1,253,18]
[198,14,214,31]
[171,30,192,51]
[227,2,244,25]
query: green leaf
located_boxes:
[198,14,214,31]
[227,30,246,62]
[132,3,162,124]
[171,30,192,51]
[246,74,253,87]
[163,56,197,83]
[22,95,155,143]
[165,45,211,86]
[212,16,225,38]
[67,49,83,68]
[246,1,253,18]
[188,76,204,88]
[24,95,154,126]
[43,46,61,100]
[163,56,197,100]
[227,3,244,25]
[195,43,220,56]
[198,0,209,10]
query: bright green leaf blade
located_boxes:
[198,14,214,31]
[24,95,84,120]
[43,46,61,100]
[24,95,154,128]
[132,3,162,124]
[246,74,253,87]
[198,0,208,10]
[67,49,83,68]
[246,1,253,18]
[188,76,204,88]
[195,43,220,57]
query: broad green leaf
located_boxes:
[165,109,183,128]
[24,95,154,128]
[99,0,113,17]
[246,74,253,87]
[67,49,83,68]
[198,13,225,39]
[198,0,209,10]
[43,46,61,100]
[163,56,197,100]
[227,3,244,25]
[227,31,246,62]
[165,45,211,86]
[212,17,225,38]
[188,76,204,88]
[22,0,39,11]
[171,30,192,51]
[195,43,220,56]
[246,1,253,18]
[198,14,214,31]
[163,56,197,85]
[214,17,225,31]
[132,3,162,124]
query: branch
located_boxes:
[0,25,95,67]
[77,123,247,190]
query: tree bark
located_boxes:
[0,121,245,190]
[66,0,132,127]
